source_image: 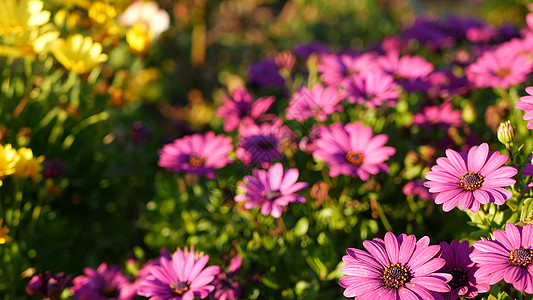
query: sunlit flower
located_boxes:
[72,263,136,300]
[118,1,169,39]
[52,34,108,74]
[318,52,378,87]
[13,147,44,181]
[0,219,11,244]
[516,86,533,129]
[412,101,463,129]
[138,247,220,300]
[0,23,59,58]
[125,23,152,56]
[216,88,275,132]
[424,143,517,212]
[378,53,434,92]
[235,163,307,218]
[285,83,343,122]
[0,144,19,186]
[26,271,73,300]
[0,0,50,35]
[88,1,117,26]
[343,71,400,108]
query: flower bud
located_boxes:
[497,120,515,145]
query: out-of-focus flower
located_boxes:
[13,147,44,181]
[339,232,451,299]
[402,179,434,201]
[293,42,329,60]
[88,1,117,26]
[158,132,233,179]
[235,163,307,218]
[0,0,50,35]
[412,102,462,130]
[0,144,19,186]
[248,60,285,90]
[26,271,73,300]
[312,122,395,180]
[43,158,65,179]
[317,52,378,87]
[401,17,455,51]
[310,181,329,205]
[285,83,343,122]
[52,34,108,74]
[439,240,489,300]
[216,88,275,132]
[516,86,533,129]
[211,255,244,300]
[471,222,533,294]
[125,23,152,56]
[343,71,400,108]
[118,1,169,39]
[378,53,434,92]
[424,143,517,212]
[236,119,293,168]
[497,120,515,146]
[72,263,136,300]
[137,247,219,300]
[0,219,11,244]
[274,50,296,71]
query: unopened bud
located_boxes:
[497,120,515,145]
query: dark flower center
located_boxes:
[169,281,191,296]
[448,268,467,289]
[510,248,533,266]
[346,151,364,166]
[257,139,275,150]
[495,67,511,78]
[263,189,282,201]
[382,264,410,288]
[100,285,118,298]
[188,154,206,167]
[459,172,484,191]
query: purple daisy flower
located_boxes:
[235,163,307,218]
[158,132,233,179]
[439,240,490,300]
[26,271,73,300]
[211,255,244,300]
[138,247,220,300]
[424,143,517,212]
[340,232,452,299]
[516,86,533,129]
[312,122,396,180]
[471,222,533,294]
[377,53,434,92]
[318,52,378,86]
[72,263,136,300]
[285,83,343,122]
[412,102,463,130]
[248,60,285,90]
[343,71,400,108]
[216,88,275,132]
[236,119,293,168]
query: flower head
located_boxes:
[312,122,395,180]
[211,255,244,300]
[424,143,517,212]
[343,71,400,108]
[378,53,434,92]
[138,247,220,300]
[403,179,434,201]
[471,222,533,294]
[13,147,44,181]
[412,101,463,130]
[439,240,490,300]
[340,232,451,299]
[0,219,11,244]
[158,132,233,179]
[52,34,108,74]
[235,163,307,218]
[516,86,533,129]
[118,1,170,39]
[285,83,343,122]
[216,88,275,132]
[26,271,73,300]
[0,144,19,185]
[72,263,136,300]
[318,52,378,86]
[248,60,285,90]
[0,0,50,35]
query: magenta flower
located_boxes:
[412,101,463,130]
[158,132,233,179]
[471,222,533,294]
[138,247,220,300]
[26,271,73,300]
[216,88,275,132]
[439,240,490,300]
[211,255,244,300]
[236,120,293,168]
[424,143,517,212]
[465,47,532,89]
[72,263,136,300]
[340,232,451,299]
[378,53,434,92]
[403,179,434,201]
[235,163,307,218]
[312,122,395,180]
[318,52,378,86]
[516,86,533,129]
[343,71,400,108]
[285,83,343,122]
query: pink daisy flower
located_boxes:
[285,83,343,122]
[216,88,275,132]
[72,263,136,300]
[412,101,463,130]
[424,143,517,212]
[471,222,533,294]
[342,71,400,107]
[137,247,220,300]
[515,86,533,129]
[158,132,233,179]
[317,52,378,86]
[312,122,395,180]
[377,53,434,92]
[235,163,307,218]
[403,179,434,201]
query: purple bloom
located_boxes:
[424,143,517,212]
[471,222,533,294]
[292,42,329,59]
[318,52,378,87]
[236,119,293,168]
[340,232,452,299]
[216,88,275,132]
[26,271,73,300]
[378,53,434,92]
[285,83,343,122]
[72,263,136,300]
[427,70,469,99]
[138,247,220,300]
[235,162,307,218]
[158,132,233,179]
[402,17,456,51]
[211,255,244,300]
[312,122,395,180]
[412,102,463,130]
[343,71,400,108]
[515,86,533,129]
[403,179,434,201]
[439,240,490,300]
[248,60,285,90]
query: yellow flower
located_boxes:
[52,34,108,74]
[126,23,152,56]
[0,23,59,58]
[0,219,11,244]
[88,1,117,26]
[13,147,44,181]
[0,0,50,35]
[0,144,19,186]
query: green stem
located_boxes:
[373,196,392,232]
